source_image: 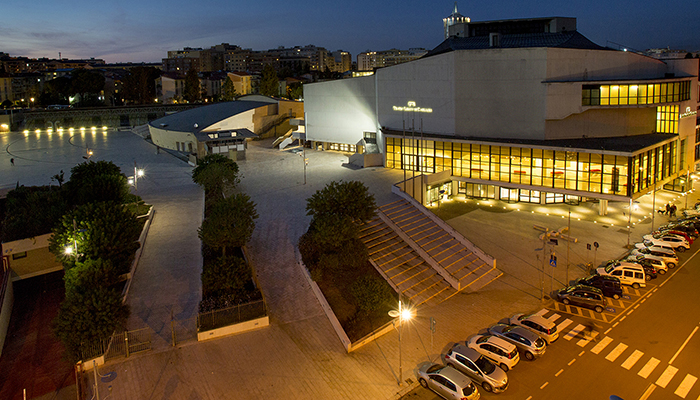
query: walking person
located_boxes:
[10,158,14,166]
[665,203,671,215]
[670,204,677,218]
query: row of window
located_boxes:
[456,183,578,204]
[657,106,679,134]
[582,81,691,106]
[386,137,679,197]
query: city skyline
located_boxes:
[3,0,700,63]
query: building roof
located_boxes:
[149,100,271,133]
[382,129,677,154]
[425,31,608,58]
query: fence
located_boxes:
[80,327,152,362]
[197,300,266,332]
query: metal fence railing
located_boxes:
[79,327,152,362]
[197,299,267,332]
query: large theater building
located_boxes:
[303,16,699,213]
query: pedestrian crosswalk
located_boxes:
[539,309,698,399]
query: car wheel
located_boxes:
[482,382,493,392]
[525,351,535,361]
[419,378,428,388]
[594,305,604,313]
[562,298,570,305]
[659,269,667,275]
[677,247,687,253]
[613,293,620,300]
[632,283,641,289]
[645,275,652,281]
[500,363,509,372]
[668,263,676,269]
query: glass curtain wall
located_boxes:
[386,137,680,197]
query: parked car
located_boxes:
[466,334,520,372]
[576,275,623,299]
[659,223,699,238]
[631,243,678,268]
[676,218,700,232]
[417,364,481,400]
[508,313,559,344]
[557,284,607,313]
[654,229,694,244]
[633,259,659,280]
[596,261,646,288]
[643,233,690,252]
[444,344,509,393]
[487,324,546,361]
[633,254,668,274]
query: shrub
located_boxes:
[351,275,395,315]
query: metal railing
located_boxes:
[197,299,266,332]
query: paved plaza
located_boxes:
[1,129,693,400]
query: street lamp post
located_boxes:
[129,162,145,191]
[388,299,413,386]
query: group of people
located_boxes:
[659,202,677,217]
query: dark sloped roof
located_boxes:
[149,101,271,133]
[425,31,608,58]
[382,128,676,154]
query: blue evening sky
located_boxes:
[2,0,699,63]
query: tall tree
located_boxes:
[64,160,130,206]
[70,69,105,107]
[259,64,279,97]
[192,154,240,201]
[184,68,201,102]
[198,193,258,256]
[221,76,238,101]
[306,180,377,222]
[122,66,161,104]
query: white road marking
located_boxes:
[555,368,564,377]
[621,350,644,370]
[640,298,647,304]
[578,350,585,357]
[547,313,561,322]
[564,324,585,340]
[557,318,573,332]
[620,315,627,321]
[634,304,640,309]
[525,397,532,400]
[540,382,549,389]
[577,331,599,347]
[638,384,656,400]
[669,326,699,365]
[568,358,576,366]
[638,357,660,379]
[590,336,613,354]
[535,309,548,317]
[673,374,697,399]
[655,365,678,388]
[604,327,612,335]
[605,343,628,362]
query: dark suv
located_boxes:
[557,285,607,313]
[576,275,623,299]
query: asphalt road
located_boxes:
[402,243,700,400]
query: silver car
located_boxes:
[444,344,509,393]
[417,364,481,400]
[487,324,547,360]
[509,313,559,344]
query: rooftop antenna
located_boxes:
[59,52,61,59]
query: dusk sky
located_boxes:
[3,0,699,63]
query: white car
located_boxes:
[467,334,520,372]
[631,254,669,274]
[596,261,646,288]
[632,243,678,268]
[643,234,690,252]
[417,364,481,400]
[509,313,559,344]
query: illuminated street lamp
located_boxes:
[388,299,414,385]
[129,162,145,191]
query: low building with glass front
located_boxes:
[303,16,699,213]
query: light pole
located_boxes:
[129,162,145,191]
[388,299,413,385]
[297,148,308,185]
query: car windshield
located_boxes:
[426,364,443,373]
[462,382,475,396]
[604,264,615,273]
[475,355,496,374]
[476,336,489,344]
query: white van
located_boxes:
[596,262,646,289]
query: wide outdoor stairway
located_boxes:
[359,217,456,306]
[359,199,501,307]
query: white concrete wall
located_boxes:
[149,126,196,152]
[202,109,256,133]
[304,76,377,147]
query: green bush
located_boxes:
[352,275,395,315]
[201,255,252,299]
[1,185,68,242]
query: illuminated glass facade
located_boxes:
[656,105,679,133]
[386,137,679,198]
[582,81,691,106]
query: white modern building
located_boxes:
[303,16,700,210]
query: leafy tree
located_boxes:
[201,255,251,299]
[306,180,376,222]
[49,201,142,273]
[198,193,258,256]
[70,69,105,107]
[54,259,129,362]
[1,99,12,109]
[64,160,130,206]
[51,170,65,188]
[184,68,201,102]
[122,66,161,104]
[352,275,394,314]
[259,64,279,97]
[221,76,238,101]
[192,154,240,201]
[1,185,68,242]
[286,82,303,100]
[40,76,71,106]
